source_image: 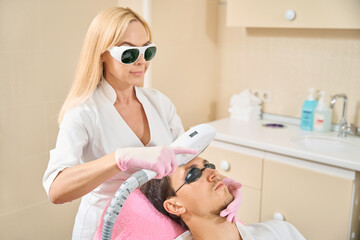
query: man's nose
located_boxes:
[206,168,219,182]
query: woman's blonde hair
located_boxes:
[58,7,152,123]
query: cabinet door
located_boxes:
[227,0,360,29]
[261,159,353,240]
[200,146,262,223]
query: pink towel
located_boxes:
[94,189,186,240]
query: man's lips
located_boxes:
[214,181,225,191]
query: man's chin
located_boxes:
[213,194,234,215]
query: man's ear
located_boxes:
[163,199,186,216]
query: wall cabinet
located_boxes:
[201,141,360,240]
[227,0,360,29]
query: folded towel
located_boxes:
[230,89,262,106]
[229,89,263,121]
[93,189,186,240]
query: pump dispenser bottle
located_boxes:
[313,91,332,132]
[300,88,318,131]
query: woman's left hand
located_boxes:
[220,177,243,223]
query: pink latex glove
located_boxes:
[115,146,197,179]
[220,177,243,223]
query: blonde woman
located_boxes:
[43,7,241,240]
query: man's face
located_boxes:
[168,157,234,217]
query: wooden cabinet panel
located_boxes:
[227,0,360,29]
[261,159,353,240]
[237,186,261,224]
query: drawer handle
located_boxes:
[284,9,296,21]
[273,212,285,221]
[220,160,230,171]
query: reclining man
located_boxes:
[140,156,305,240]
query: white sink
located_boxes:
[293,135,360,153]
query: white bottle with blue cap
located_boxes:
[313,91,332,132]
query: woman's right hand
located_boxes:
[115,146,197,179]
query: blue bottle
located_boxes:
[300,88,318,131]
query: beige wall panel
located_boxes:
[261,159,353,240]
[1,0,117,107]
[0,0,43,108]
[151,0,218,129]
[0,200,80,240]
[118,0,144,15]
[0,105,48,160]
[45,100,64,149]
[0,153,48,214]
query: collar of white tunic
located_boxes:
[96,77,156,147]
[98,77,144,105]
[99,77,118,104]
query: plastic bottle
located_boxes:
[313,91,332,132]
[300,88,318,131]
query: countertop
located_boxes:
[206,117,360,171]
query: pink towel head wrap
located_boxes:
[94,189,186,240]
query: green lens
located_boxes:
[121,49,139,64]
[144,46,157,61]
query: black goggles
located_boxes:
[108,43,157,64]
[169,163,216,198]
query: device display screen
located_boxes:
[189,131,198,138]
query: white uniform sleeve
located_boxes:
[42,107,93,197]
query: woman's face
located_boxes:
[102,21,151,89]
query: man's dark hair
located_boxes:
[140,177,188,230]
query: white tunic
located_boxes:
[43,79,184,239]
[175,220,306,240]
